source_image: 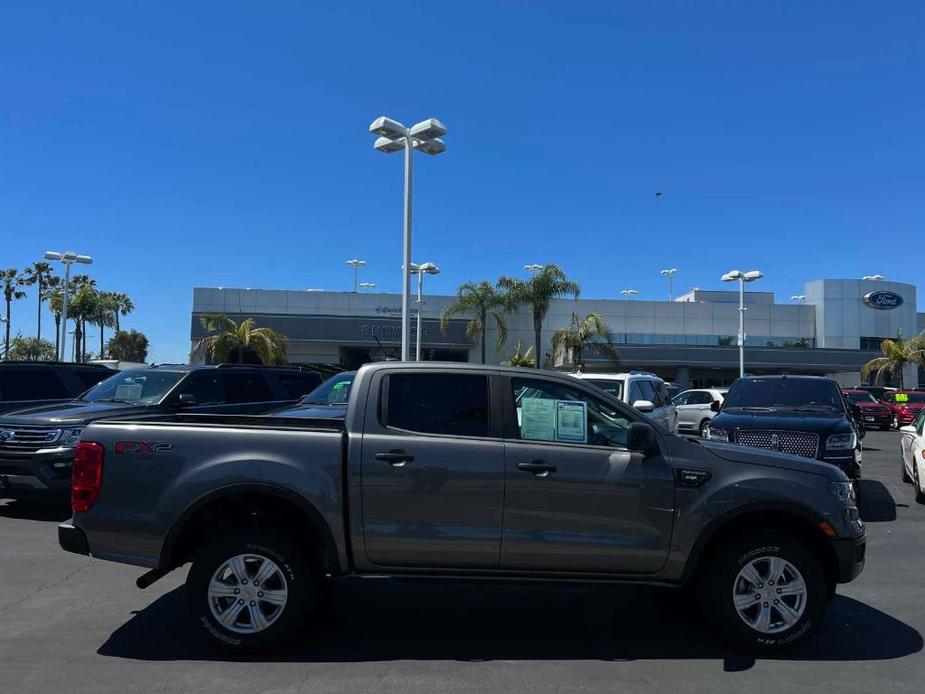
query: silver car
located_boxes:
[672,388,727,436]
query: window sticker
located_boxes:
[114,383,143,401]
[556,400,587,443]
[521,398,557,441]
[895,392,909,403]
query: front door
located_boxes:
[501,375,675,574]
[360,370,505,569]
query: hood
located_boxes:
[263,403,347,420]
[712,410,853,434]
[699,439,845,481]
[856,401,891,412]
[0,400,159,426]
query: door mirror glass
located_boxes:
[899,425,917,434]
[632,399,655,413]
[710,400,721,412]
[627,421,658,455]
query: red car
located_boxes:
[881,390,925,429]
[843,389,893,430]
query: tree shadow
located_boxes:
[859,480,898,522]
[0,498,71,522]
[98,578,922,670]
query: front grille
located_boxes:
[735,430,819,459]
[0,427,61,453]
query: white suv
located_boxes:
[571,371,679,433]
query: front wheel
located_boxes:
[186,529,315,652]
[699,419,711,438]
[892,415,899,430]
[697,531,827,650]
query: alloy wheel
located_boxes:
[208,553,289,634]
[732,556,807,634]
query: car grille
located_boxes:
[0,427,61,453]
[735,430,819,459]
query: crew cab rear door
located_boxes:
[357,368,505,569]
[500,374,675,574]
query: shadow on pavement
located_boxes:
[98,578,922,669]
[0,498,71,522]
[859,480,898,522]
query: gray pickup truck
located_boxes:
[59,362,865,653]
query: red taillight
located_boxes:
[72,441,104,513]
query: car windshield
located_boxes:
[80,369,185,405]
[723,378,845,413]
[299,372,355,405]
[584,379,624,399]
[845,391,877,403]
[895,392,925,404]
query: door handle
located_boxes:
[517,460,557,476]
[375,450,414,466]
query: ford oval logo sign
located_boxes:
[863,291,903,310]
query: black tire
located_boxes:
[914,462,925,504]
[698,419,711,438]
[902,455,912,483]
[697,531,827,650]
[186,529,315,652]
[891,415,899,430]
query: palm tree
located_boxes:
[1,268,27,357]
[70,275,96,360]
[861,331,925,389]
[68,285,98,363]
[21,261,54,342]
[46,276,63,357]
[108,292,134,333]
[440,281,508,364]
[501,340,536,368]
[497,264,581,369]
[195,314,289,365]
[93,291,117,358]
[551,312,620,372]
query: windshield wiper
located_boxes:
[90,398,138,405]
[783,406,838,413]
[725,406,777,412]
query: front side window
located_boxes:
[385,373,489,437]
[673,391,691,406]
[512,377,631,448]
[689,391,712,405]
[176,372,225,405]
[219,373,275,403]
[80,369,185,405]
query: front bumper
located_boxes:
[58,520,90,556]
[0,447,74,496]
[859,411,891,426]
[831,534,866,583]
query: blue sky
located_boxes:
[1,1,923,362]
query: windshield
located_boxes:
[80,369,185,405]
[723,378,846,413]
[299,372,355,405]
[584,379,624,400]
[845,391,877,403]
[896,392,925,404]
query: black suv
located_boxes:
[0,361,113,415]
[707,375,863,499]
[0,364,321,499]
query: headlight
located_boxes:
[826,433,857,450]
[60,427,84,447]
[829,481,856,507]
[706,426,729,442]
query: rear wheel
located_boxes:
[186,529,315,652]
[892,414,899,430]
[697,531,827,650]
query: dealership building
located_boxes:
[190,278,925,389]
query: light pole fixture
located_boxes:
[306,288,325,292]
[370,115,447,361]
[359,282,376,293]
[621,289,639,300]
[791,295,806,304]
[410,262,440,361]
[345,259,367,293]
[862,274,885,281]
[721,269,763,378]
[659,268,678,301]
[44,250,93,361]
[524,263,544,273]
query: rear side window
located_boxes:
[177,372,225,405]
[73,369,111,390]
[277,372,322,399]
[219,373,275,403]
[0,368,70,401]
[689,391,713,405]
[384,373,489,437]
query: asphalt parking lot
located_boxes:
[1,429,922,694]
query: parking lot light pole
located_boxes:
[721,269,763,378]
[410,262,440,361]
[659,268,678,301]
[370,116,447,361]
[345,259,367,293]
[44,250,93,361]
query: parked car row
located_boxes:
[0,362,323,499]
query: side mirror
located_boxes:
[710,400,721,412]
[627,421,658,455]
[899,425,917,434]
[632,399,655,413]
[177,393,198,407]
